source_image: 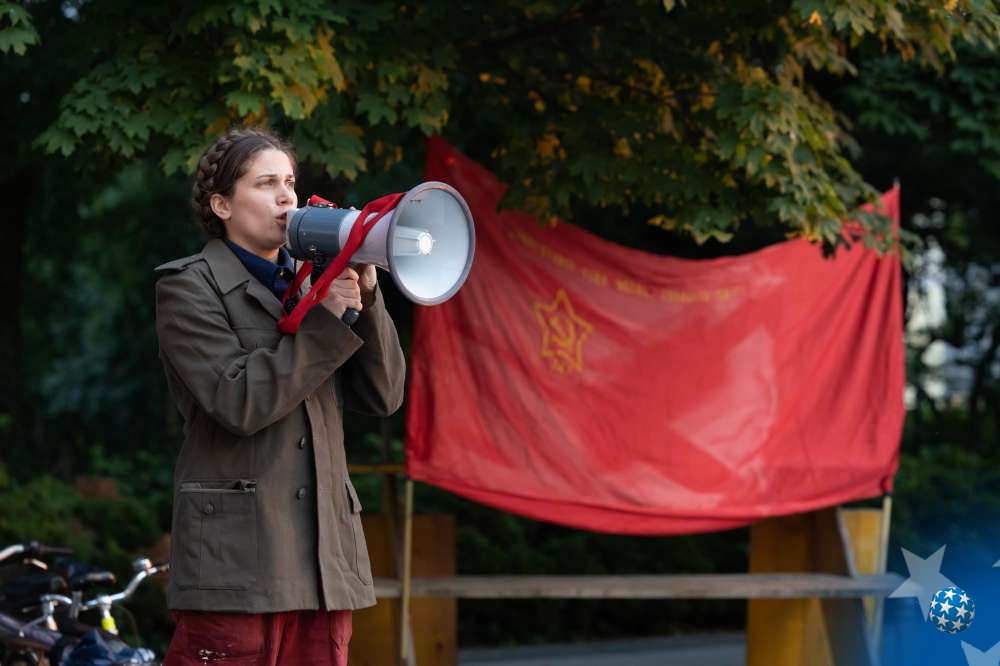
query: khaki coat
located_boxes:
[154,239,405,612]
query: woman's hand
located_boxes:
[319,267,363,318]
[355,263,378,294]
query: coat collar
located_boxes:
[202,238,284,321]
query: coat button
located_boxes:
[296,487,307,500]
[298,436,306,449]
[203,502,214,515]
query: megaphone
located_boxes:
[284,181,476,324]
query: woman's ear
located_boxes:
[210,193,231,221]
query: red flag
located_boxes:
[405,136,905,535]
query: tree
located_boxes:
[2,0,998,475]
[842,43,1000,450]
[12,0,1000,249]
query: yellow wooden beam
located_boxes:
[747,508,881,666]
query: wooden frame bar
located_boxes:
[371,572,901,599]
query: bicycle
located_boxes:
[0,542,167,666]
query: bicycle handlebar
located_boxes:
[17,558,169,638]
[0,544,24,562]
[0,541,74,563]
[80,560,169,611]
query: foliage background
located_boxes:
[2,0,1000,653]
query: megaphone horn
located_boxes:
[285,181,476,311]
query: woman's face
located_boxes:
[211,148,297,261]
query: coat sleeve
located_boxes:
[340,284,406,417]
[156,266,365,437]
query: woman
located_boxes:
[154,127,405,665]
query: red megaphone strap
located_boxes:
[278,192,405,334]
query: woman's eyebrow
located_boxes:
[254,173,295,180]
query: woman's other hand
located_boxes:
[320,267,363,318]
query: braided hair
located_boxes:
[190,127,297,238]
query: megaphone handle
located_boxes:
[342,308,361,326]
[312,256,360,327]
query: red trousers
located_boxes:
[163,609,352,666]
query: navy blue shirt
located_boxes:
[224,239,296,301]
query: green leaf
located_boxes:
[356,92,397,124]
[0,25,38,55]
[225,89,264,116]
[34,127,77,157]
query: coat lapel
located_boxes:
[201,239,284,322]
[245,280,284,321]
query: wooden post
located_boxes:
[873,494,893,655]
[350,514,456,666]
[747,508,880,666]
[400,477,415,666]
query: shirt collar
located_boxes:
[223,239,295,299]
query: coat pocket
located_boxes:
[174,479,259,591]
[344,481,373,585]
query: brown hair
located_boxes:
[190,127,297,238]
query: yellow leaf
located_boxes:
[699,82,715,110]
[412,65,446,96]
[313,28,346,92]
[614,137,633,159]
[634,58,666,94]
[242,101,269,127]
[479,72,492,83]
[205,115,231,137]
[808,10,823,26]
[288,83,320,117]
[659,106,678,138]
[648,214,677,230]
[535,133,562,162]
[528,90,546,112]
[576,74,592,93]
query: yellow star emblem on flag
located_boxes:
[533,289,593,373]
